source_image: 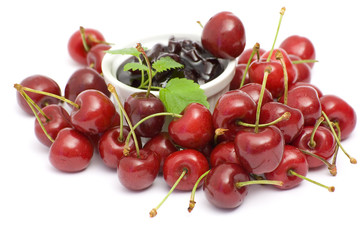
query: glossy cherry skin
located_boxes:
[201,11,246,59]
[49,128,93,172]
[240,82,273,107]
[320,95,357,140]
[70,89,116,135]
[203,163,250,209]
[125,92,165,138]
[168,103,214,150]
[86,43,111,74]
[64,67,110,103]
[209,141,241,168]
[234,126,284,175]
[279,85,321,126]
[117,148,160,191]
[289,55,312,83]
[212,89,256,142]
[260,102,304,144]
[265,145,308,190]
[289,82,323,98]
[279,35,316,68]
[34,104,73,147]
[16,75,61,115]
[237,47,266,65]
[229,64,250,90]
[163,149,209,191]
[68,27,105,65]
[98,126,141,169]
[143,132,178,173]
[292,126,336,168]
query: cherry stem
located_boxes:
[79,26,90,52]
[288,169,335,192]
[235,179,283,188]
[188,169,210,213]
[266,7,286,62]
[196,21,204,28]
[331,122,341,171]
[275,50,288,105]
[14,83,80,109]
[238,112,290,128]
[255,66,272,133]
[299,149,336,175]
[136,43,153,98]
[214,128,228,145]
[240,42,260,88]
[150,169,188,218]
[107,84,140,157]
[321,111,357,164]
[292,59,319,64]
[308,116,324,148]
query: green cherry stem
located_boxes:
[237,112,291,128]
[291,59,319,64]
[299,148,336,175]
[196,21,204,28]
[235,179,283,188]
[150,169,188,218]
[255,66,272,133]
[275,50,289,105]
[136,43,153,98]
[188,169,211,213]
[239,42,260,88]
[331,122,341,169]
[308,116,325,148]
[288,170,335,192]
[266,7,286,62]
[79,26,90,52]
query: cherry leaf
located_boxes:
[152,56,184,73]
[123,62,149,72]
[105,47,148,58]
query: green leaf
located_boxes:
[105,47,147,58]
[152,56,184,73]
[123,62,149,72]
[159,78,210,114]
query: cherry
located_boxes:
[34,104,73,147]
[168,102,214,149]
[212,89,257,142]
[237,47,266,65]
[320,95,357,140]
[201,11,246,59]
[279,35,316,68]
[64,67,110,103]
[289,55,312,83]
[209,141,241,168]
[86,43,111,74]
[117,148,160,191]
[124,92,165,138]
[260,101,304,144]
[279,85,322,126]
[68,26,105,65]
[70,89,116,135]
[49,128,93,172]
[240,82,273,107]
[143,132,178,173]
[16,75,61,115]
[229,64,250,90]
[290,82,323,98]
[292,125,336,169]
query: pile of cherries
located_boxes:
[14,8,357,217]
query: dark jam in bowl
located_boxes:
[116,36,225,88]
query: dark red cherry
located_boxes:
[168,103,214,150]
[86,43,111,74]
[203,163,250,209]
[49,128,93,172]
[289,55,312,83]
[64,67,110,103]
[290,82,323,98]
[264,145,308,190]
[234,126,284,174]
[34,104,72,147]
[209,141,240,168]
[320,95,357,140]
[237,47,266,65]
[16,75,61,115]
[229,64,250,90]
[280,35,316,68]
[201,11,246,59]
[124,92,165,138]
[240,82,273,107]
[163,149,209,191]
[292,126,336,169]
[117,148,160,191]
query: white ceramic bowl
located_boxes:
[101,33,236,112]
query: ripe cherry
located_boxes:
[240,82,273,107]
[289,82,323,98]
[16,75,61,115]
[209,141,240,168]
[86,43,111,74]
[229,64,250,90]
[201,11,246,59]
[49,128,93,172]
[237,47,266,65]
[289,55,312,83]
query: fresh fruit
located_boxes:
[280,35,316,68]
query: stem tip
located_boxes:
[149,208,157,218]
[188,200,196,213]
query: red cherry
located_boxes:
[163,149,209,191]
[201,11,246,59]
[240,82,273,107]
[229,64,250,90]
[203,163,250,209]
[16,75,61,115]
[320,95,357,140]
[34,104,72,147]
[264,145,308,190]
[86,43,111,74]
[237,47,266,65]
[290,82,323,98]
[168,103,214,150]
[209,141,241,168]
[289,55,312,83]
[49,128,93,172]
[67,27,105,65]
[280,35,316,68]
[70,89,116,135]
[234,126,285,174]
[117,148,160,191]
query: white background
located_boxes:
[1,0,360,239]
